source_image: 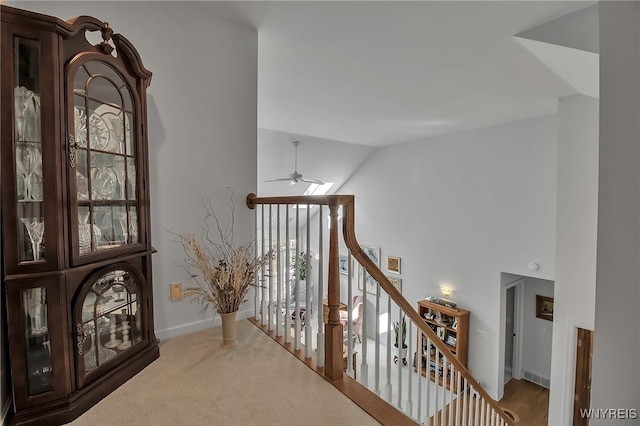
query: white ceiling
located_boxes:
[229,1,598,195]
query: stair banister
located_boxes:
[246,193,514,425]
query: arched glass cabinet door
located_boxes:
[67,57,141,264]
[75,265,144,386]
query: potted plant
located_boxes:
[290,251,309,281]
[176,192,271,348]
[288,251,311,321]
[393,315,408,365]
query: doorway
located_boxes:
[573,328,594,426]
[503,278,524,385]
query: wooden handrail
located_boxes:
[247,193,514,425]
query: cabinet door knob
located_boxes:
[76,322,87,355]
[68,134,79,168]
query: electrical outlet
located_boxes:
[477,330,488,338]
[169,282,183,301]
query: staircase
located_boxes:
[247,193,515,426]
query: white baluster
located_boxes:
[424,336,432,425]
[397,307,404,409]
[268,205,273,331]
[407,320,413,416]
[253,208,259,320]
[316,208,324,368]
[360,268,368,387]
[294,206,301,351]
[374,284,380,395]
[385,294,392,400]
[417,331,423,422]
[284,208,291,344]
[260,206,266,326]
[456,370,462,426]
[275,205,282,337]
[304,206,312,358]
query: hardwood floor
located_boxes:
[499,379,549,426]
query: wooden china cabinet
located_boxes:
[1,5,159,424]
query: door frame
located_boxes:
[500,277,525,400]
[506,279,525,380]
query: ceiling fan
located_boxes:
[265,140,325,185]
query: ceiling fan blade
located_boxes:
[263,177,294,183]
[300,177,325,185]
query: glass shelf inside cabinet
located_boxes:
[79,269,143,375]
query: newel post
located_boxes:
[324,204,343,380]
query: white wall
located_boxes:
[591,2,640,423]
[548,94,599,425]
[521,277,554,384]
[10,2,259,340]
[335,115,558,399]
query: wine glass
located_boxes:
[16,145,41,200]
[15,147,27,200]
[21,217,44,261]
[14,86,34,142]
[23,288,47,336]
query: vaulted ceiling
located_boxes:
[238,1,598,196]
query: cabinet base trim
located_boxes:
[13,342,159,426]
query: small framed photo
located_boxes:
[386,255,401,274]
[386,275,402,293]
[437,327,446,340]
[536,295,554,321]
[362,245,381,267]
[357,267,377,295]
[445,333,457,347]
[338,254,353,276]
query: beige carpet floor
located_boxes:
[69,320,379,426]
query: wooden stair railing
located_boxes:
[247,193,515,426]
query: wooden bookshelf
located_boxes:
[415,300,470,389]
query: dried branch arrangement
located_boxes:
[172,190,271,314]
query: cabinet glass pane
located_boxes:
[79,269,141,376]
[22,288,52,395]
[15,37,45,263]
[72,60,138,255]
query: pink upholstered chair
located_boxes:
[340,295,364,343]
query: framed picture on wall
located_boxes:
[536,295,554,321]
[362,245,381,267]
[386,276,402,293]
[386,256,401,274]
[339,254,353,276]
[357,266,377,295]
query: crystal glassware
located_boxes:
[20,217,44,261]
[14,86,34,142]
[78,210,102,254]
[23,288,48,336]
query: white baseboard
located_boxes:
[155,306,255,341]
